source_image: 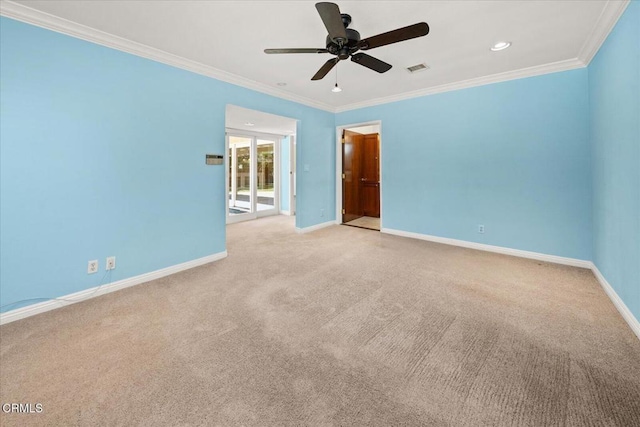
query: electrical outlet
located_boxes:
[320,209,325,217]
[88,260,99,274]
[478,224,485,234]
[106,256,116,271]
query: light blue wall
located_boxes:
[280,136,290,212]
[0,17,335,311]
[337,69,592,260]
[589,2,640,321]
[3,8,637,320]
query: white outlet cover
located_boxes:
[106,256,116,270]
[88,260,98,274]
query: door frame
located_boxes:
[226,128,281,224]
[276,134,296,217]
[227,134,255,223]
[289,135,296,216]
[335,120,382,227]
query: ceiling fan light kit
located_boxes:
[264,2,430,87]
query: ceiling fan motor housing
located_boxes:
[326,27,361,59]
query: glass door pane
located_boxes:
[229,136,253,216]
[256,139,275,212]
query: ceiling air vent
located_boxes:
[406,63,429,73]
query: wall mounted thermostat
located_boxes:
[205,154,223,165]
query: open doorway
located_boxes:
[336,122,381,231]
[225,105,297,224]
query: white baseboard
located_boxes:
[280,210,291,216]
[590,264,640,340]
[380,228,592,268]
[0,251,228,325]
[380,227,639,340]
[296,220,335,234]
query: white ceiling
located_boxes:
[4,1,628,111]
[226,105,296,136]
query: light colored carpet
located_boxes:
[1,215,639,426]
[344,216,381,230]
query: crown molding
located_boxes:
[335,58,586,113]
[578,0,630,65]
[0,0,628,115]
[0,0,335,113]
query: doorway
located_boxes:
[225,105,297,225]
[227,133,278,222]
[336,122,382,231]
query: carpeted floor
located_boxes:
[1,215,639,426]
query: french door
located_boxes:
[226,131,279,223]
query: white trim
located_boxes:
[380,228,591,268]
[335,58,586,113]
[335,0,629,113]
[296,220,335,234]
[289,135,296,217]
[225,127,289,139]
[0,251,228,325]
[0,1,334,113]
[335,121,383,227]
[0,0,627,115]
[382,227,639,341]
[280,210,291,216]
[590,263,640,340]
[577,0,630,65]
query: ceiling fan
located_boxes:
[264,2,429,81]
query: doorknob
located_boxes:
[361,178,367,182]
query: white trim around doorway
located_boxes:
[289,135,296,217]
[271,134,295,217]
[335,120,383,228]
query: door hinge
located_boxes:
[342,209,345,215]
[342,173,345,179]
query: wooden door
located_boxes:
[361,134,380,217]
[342,130,364,223]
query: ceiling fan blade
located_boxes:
[264,48,329,54]
[351,53,392,73]
[315,2,347,43]
[311,57,340,80]
[359,22,429,50]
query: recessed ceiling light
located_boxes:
[244,122,255,126]
[276,82,287,86]
[491,41,511,51]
